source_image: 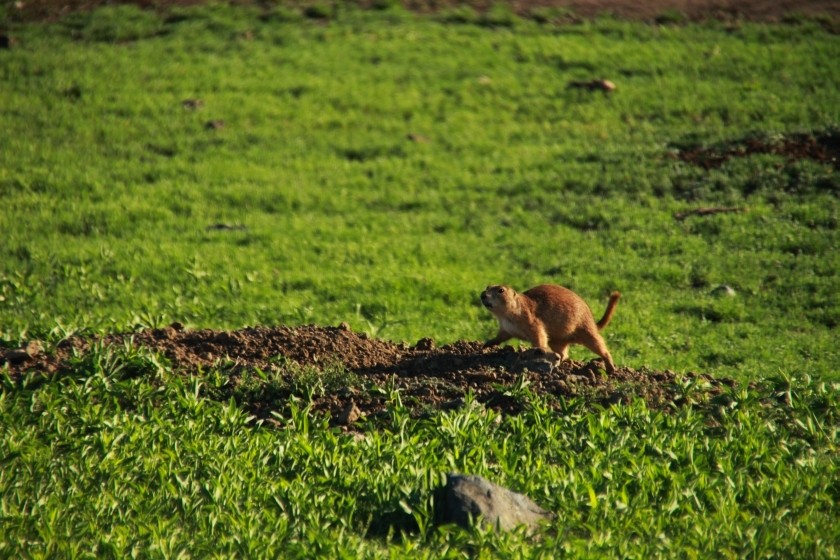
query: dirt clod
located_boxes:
[338,401,363,425]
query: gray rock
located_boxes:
[434,473,554,533]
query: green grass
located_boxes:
[2,346,838,558]
[1,3,839,557]
[1,5,838,379]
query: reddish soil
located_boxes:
[5,0,840,24]
[2,323,733,426]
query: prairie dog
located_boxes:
[481,284,620,373]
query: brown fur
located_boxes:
[481,284,620,373]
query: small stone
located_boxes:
[711,284,736,297]
[25,340,44,358]
[338,322,351,331]
[414,337,435,351]
[594,79,616,92]
[205,119,225,130]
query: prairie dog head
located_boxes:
[480,285,519,315]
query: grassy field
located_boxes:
[1,3,839,557]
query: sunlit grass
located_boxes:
[2,349,838,557]
[1,4,839,557]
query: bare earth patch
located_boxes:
[2,324,733,425]
[674,130,840,170]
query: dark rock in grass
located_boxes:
[434,474,554,533]
[205,119,225,130]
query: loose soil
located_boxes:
[2,323,733,426]
[675,130,840,170]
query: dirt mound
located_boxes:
[3,323,733,425]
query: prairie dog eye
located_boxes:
[496,287,505,294]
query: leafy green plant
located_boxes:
[2,362,837,558]
[230,356,360,406]
[0,5,839,556]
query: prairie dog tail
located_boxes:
[596,292,621,330]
